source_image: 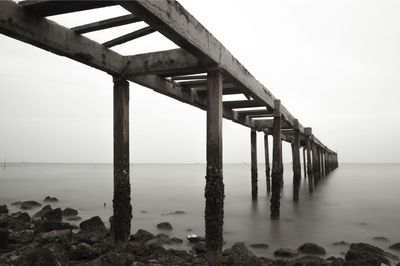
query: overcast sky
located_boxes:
[1,0,399,163]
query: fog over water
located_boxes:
[1,163,399,258]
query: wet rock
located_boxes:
[327,256,346,266]
[0,205,8,214]
[156,233,170,243]
[0,228,9,248]
[34,220,73,234]
[5,212,31,230]
[130,229,155,242]
[11,201,22,207]
[298,243,326,255]
[9,229,33,244]
[67,216,82,222]
[78,251,135,266]
[43,196,59,203]
[221,242,266,266]
[35,229,72,249]
[20,201,42,210]
[192,241,206,254]
[186,234,204,243]
[274,248,299,258]
[161,210,186,216]
[156,221,173,231]
[42,207,62,222]
[68,242,99,261]
[21,246,68,266]
[80,216,105,231]
[290,255,330,266]
[373,236,389,241]
[170,237,183,244]
[389,242,400,250]
[333,241,349,246]
[345,242,398,266]
[33,205,52,218]
[249,243,269,249]
[62,207,78,217]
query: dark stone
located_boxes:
[290,255,331,265]
[170,237,183,244]
[43,196,59,202]
[156,221,173,231]
[67,216,82,222]
[274,248,299,258]
[161,210,186,216]
[42,208,62,222]
[345,242,398,266]
[21,246,68,266]
[80,251,135,266]
[156,233,170,243]
[130,229,155,243]
[68,242,99,261]
[62,207,78,217]
[20,201,42,210]
[0,205,8,214]
[0,228,9,248]
[5,212,31,230]
[11,201,22,206]
[389,242,400,250]
[80,216,105,231]
[221,242,267,266]
[35,229,72,249]
[333,241,349,246]
[249,243,269,249]
[192,241,206,254]
[372,236,389,241]
[74,229,109,245]
[186,234,204,243]
[34,220,73,234]
[9,229,33,244]
[327,256,346,266]
[298,243,326,255]
[33,205,52,218]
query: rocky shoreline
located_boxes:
[1,199,400,266]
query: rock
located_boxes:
[78,251,135,266]
[274,248,299,258]
[156,233,170,243]
[80,216,105,231]
[5,212,31,230]
[0,205,8,214]
[156,221,173,231]
[20,201,42,210]
[333,241,349,246]
[373,236,389,241]
[42,207,62,222]
[186,234,204,243]
[34,220,73,234]
[33,205,52,218]
[11,201,22,206]
[67,216,82,221]
[345,242,398,266]
[21,246,68,266]
[249,243,269,249]
[130,229,155,242]
[0,228,9,248]
[170,237,183,244]
[74,229,109,245]
[43,196,59,202]
[68,242,99,261]
[35,229,72,248]
[298,243,326,255]
[192,241,206,254]
[290,255,331,266]
[8,229,33,244]
[221,242,266,266]
[327,256,346,266]
[161,210,186,216]
[389,242,400,250]
[62,207,78,217]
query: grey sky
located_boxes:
[0,0,399,163]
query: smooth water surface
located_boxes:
[0,163,399,258]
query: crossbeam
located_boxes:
[237,109,273,117]
[223,100,266,109]
[72,14,141,34]
[103,26,156,48]
[19,0,117,17]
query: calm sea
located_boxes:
[0,163,399,258]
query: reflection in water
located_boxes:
[1,163,400,258]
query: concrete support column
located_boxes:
[251,129,258,200]
[264,133,271,193]
[305,128,314,193]
[270,100,283,219]
[302,147,307,179]
[205,70,224,263]
[292,120,301,202]
[112,76,132,245]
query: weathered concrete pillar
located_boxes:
[264,132,271,193]
[292,120,301,202]
[305,128,314,193]
[302,147,307,179]
[270,100,283,219]
[205,70,224,263]
[112,76,132,245]
[312,138,320,186]
[251,128,258,200]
